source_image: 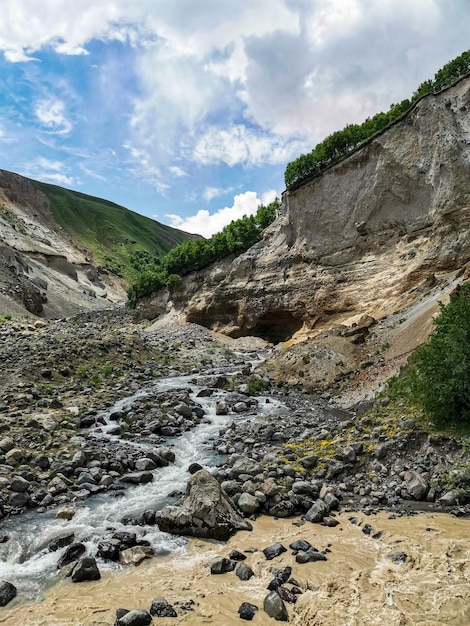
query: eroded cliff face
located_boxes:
[136,77,470,346]
[0,170,126,317]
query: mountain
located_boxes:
[0,170,195,318]
[135,74,470,394]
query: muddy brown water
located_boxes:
[1,511,469,625]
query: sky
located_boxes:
[0,1,468,237]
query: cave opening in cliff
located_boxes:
[251,310,302,343]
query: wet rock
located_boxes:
[295,549,327,563]
[0,581,16,606]
[155,469,252,541]
[235,562,254,581]
[229,549,247,561]
[389,551,408,563]
[238,602,258,620]
[119,546,155,565]
[120,472,153,485]
[71,556,101,582]
[48,533,75,552]
[305,499,329,523]
[263,590,288,621]
[188,462,203,474]
[263,542,287,560]
[98,540,121,561]
[322,516,340,527]
[210,556,234,574]
[118,609,153,625]
[57,542,86,569]
[56,505,76,520]
[9,492,30,508]
[278,586,298,604]
[149,596,177,617]
[289,539,312,552]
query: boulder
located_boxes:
[238,602,258,620]
[155,469,252,540]
[117,609,153,626]
[263,543,287,560]
[263,591,288,621]
[403,470,429,500]
[71,556,101,582]
[149,597,177,617]
[305,498,329,523]
[0,581,16,607]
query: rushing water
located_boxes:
[0,370,287,603]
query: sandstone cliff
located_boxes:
[0,170,126,317]
[135,76,470,393]
[137,77,470,337]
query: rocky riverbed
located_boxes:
[0,308,469,623]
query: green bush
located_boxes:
[411,284,470,425]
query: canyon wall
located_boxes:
[137,76,470,343]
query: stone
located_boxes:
[98,540,121,561]
[289,539,312,552]
[57,542,86,569]
[120,472,153,484]
[295,549,327,563]
[229,549,246,561]
[210,557,234,574]
[238,602,258,620]
[263,590,289,621]
[389,551,408,563]
[0,581,17,607]
[71,556,101,582]
[155,469,252,540]
[305,499,329,523]
[10,476,30,492]
[119,546,155,565]
[118,609,153,626]
[5,448,22,465]
[56,505,76,520]
[238,492,260,514]
[149,597,177,618]
[48,533,75,552]
[235,562,254,581]
[263,542,287,560]
[403,470,429,500]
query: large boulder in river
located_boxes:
[155,469,252,540]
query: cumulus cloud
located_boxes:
[166,189,278,237]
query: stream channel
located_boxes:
[0,359,288,603]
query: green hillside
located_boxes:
[33,181,197,282]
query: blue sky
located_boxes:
[0,0,468,237]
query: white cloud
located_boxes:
[168,165,187,177]
[192,125,308,167]
[203,186,234,202]
[166,189,277,237]
[21,157,78,186]
[35,98,72,135]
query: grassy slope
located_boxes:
[34,181,197,282]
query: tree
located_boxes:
[411,284,470,425]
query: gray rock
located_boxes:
[210,556,234,574]
[238,492,260,514]
[121,472,153,484]
[71,556,101,582]
[305,498,329,523]
[235,562,254,580]
[10,476,30,492]
[0,581,16,607]
[263,590,288,621]
[149,597,177,617]
[263,542,287,560]
[118,609,153,626]
[155,469,252,540]
[238,602,258,620]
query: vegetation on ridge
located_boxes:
[285,49,470,191]
[34,180,196,282]
[127,199,280,307]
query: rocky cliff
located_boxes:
[137,76,470,343]
[0,170,126,317]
